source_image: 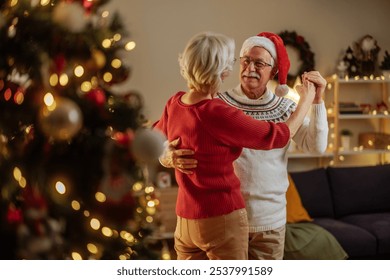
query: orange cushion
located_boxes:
[286,174,313,223]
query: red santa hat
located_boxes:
[240,32,290,97]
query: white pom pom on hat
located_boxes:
[240,32,290,97]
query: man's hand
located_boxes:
[301,71,326,104]
[159,137,197,174]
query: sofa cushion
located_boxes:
[327,164,390,217]
[341,213,390,255]
[284,222,347,260]
[290,168,334,218]
[313,218,377,258]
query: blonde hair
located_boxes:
[179,31,235,94]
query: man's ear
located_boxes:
[271,68,279,78]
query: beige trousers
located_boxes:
[174,209,249,260]
[248,225,286,260]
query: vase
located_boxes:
[341,136,351,150]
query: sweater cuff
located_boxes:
[311,102,327,118]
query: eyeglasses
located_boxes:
[239,57,272,70]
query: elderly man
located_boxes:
[159,32,328,260]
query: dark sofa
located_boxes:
[290,164,390,259]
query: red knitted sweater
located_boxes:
[154,91,290,219]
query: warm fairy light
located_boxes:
[161,241,171,260]
[133,182,143,191]
[329,123,335,129]
[90,218,101,230]
[339,156,345,161]
[147,200,155,207]
[49,73,59,86]
[10,0,18,7]
[113,33,121,41]
[87,243,98,254]
[4,89,12,101]
[125,41,136,51]
[145,186,154,194]
[146,216,153,223]
[71,200,81,210]
[111,58,121,69]
[59,73,69,86]
[95,192,106,202]
[13,167,22,182]
[12,167,26,188]
[43,92,55,107]
[81,81,92,92]
[74,65,84,77]
[13,90,24,104]
[102,39,111,48]
[330,133,335,139]
[101,227,113,237]
[102,10,110,18]
[55,181,66,195]
[19,177,26,188]
[136,207,143,214]
[368,140,374,146]
[120,231,135,242]
[84,210,90,217]
[103,72,112,83]
[119,255,127,260]
[71,252,83,260]
[146,207,156,215]
[161,252,171,260]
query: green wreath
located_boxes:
[278,30,315,86]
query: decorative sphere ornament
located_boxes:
[86,88,106,107]
[38,97,83,141]
[131,129,166,163]
[52,2,88,33]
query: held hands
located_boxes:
[159,137,197,174]
[301,71,327,104]
[286,79,316,137]
[295,78,316,105]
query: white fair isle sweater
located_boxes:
[217,85,328,232]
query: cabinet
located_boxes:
[287,75,390,169]
[325,75,390,166]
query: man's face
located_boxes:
[240,46,275,99]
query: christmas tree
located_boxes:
[0,0,164,260]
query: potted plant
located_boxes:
[340,129,353,150]
[380,50,390,78]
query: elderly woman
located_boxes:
[153,31,315,260]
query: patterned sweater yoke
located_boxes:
[217,87,296,123]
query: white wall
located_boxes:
[106,0,390,122]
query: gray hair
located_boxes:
[179,31,235,93]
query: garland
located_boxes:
[278,30,315,84]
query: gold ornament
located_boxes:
[38,97,83,141]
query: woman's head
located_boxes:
[179,31,235,94]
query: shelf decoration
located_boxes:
[278,30,315,87]
[340,35,382,78]
[359,133,390,150]
[380,50,390,78]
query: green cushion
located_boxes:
[284,222,348,260]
